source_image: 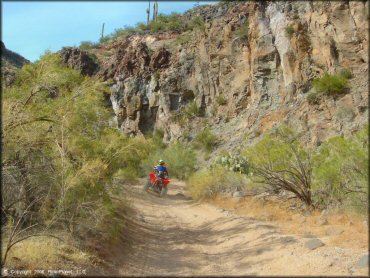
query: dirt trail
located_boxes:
[110,180,368,276]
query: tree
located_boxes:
[244,126,314,207]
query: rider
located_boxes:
[154,159,169,179]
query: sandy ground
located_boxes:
[106,179,368,276]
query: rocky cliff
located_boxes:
[69,1,369,151]
[1,41,30,86]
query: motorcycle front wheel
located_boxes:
[160,187,168,197]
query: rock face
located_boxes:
[1,41,30,86]
[60,47,98,76]
[93,1,368,145]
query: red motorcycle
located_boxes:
[143,172,170,197]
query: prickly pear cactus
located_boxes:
[212,153,249,174]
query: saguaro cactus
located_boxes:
[147,0,151,26]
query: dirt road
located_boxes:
[110,180,368,276]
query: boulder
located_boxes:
[232,191,245,198]
[356,255,368,269]
[325,227,344,236]
[305,238,325,250]
[316,218,328,226]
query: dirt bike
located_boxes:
[143,172,170,197]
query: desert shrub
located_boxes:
[212,153,249,174]
[235,22,249,40]
[114,167,140,184]
[339,68,353,79]
[109,26,138,41]
[312,125,368,213]
[176,33,192,45]
[244,125,314,206]
[285,25,295,38]
[170,111,187,127]
[136,22,149,32]
[184,100,200,118]
[99,36,110,44]
[79,41,98,51]
[2,52,152,254]
[307,91,321,105]
[215,94,227,105]
[190,16,205,31]
[313,73,348,95]
[141,142,196,180]
[194,128,217,152]
[187,166,247,200]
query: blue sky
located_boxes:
[2,1,210,62]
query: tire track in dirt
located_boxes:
[111,179,368,276]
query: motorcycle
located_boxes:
[143,172,170,197]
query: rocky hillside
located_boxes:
[1,41,30,86]
[62,1,368,151]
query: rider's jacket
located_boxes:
[156,165,168,178]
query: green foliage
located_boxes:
[79,41,99,51]
[312,125,368,213]
[147,12,186,33]
[187,166,247,200]
[307,91,321,105]
[244,125,313,206]
[99,36,110,44]
[215,95,227,105]
[184,100,201,118]
[285,25,295,38]
[114,167,140,185]
[338,68,353,79]
[194,128,217,152]
[313,73,348,95]
[3,52,152,240]
[170,111,187,127]
[153,71,160,81]
[190,16,205,32]
[142,142,196,180]
[212,153,249,174]
[235,22,249,40]
[176,33,192,46]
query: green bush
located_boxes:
[285,25,295,38]
[339,68,353,79]
[215,95,227,105]
[141,142,196,179]
[244,125,314,206]
[184,100,200,118]
[114,167,140,184]
[187,166,247,200]
[176,33,192,46]
[3,52,152,240]
[235,22,249,40]
[79,41,99,51]
[313,73,348,95]
[307,91,321,105]
[190,16,205,31]
[312,125,368,213]
[194,128,217,152]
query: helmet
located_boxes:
[158,159,165,165]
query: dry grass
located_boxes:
[209,195,368,250]
[2,235,94,270]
